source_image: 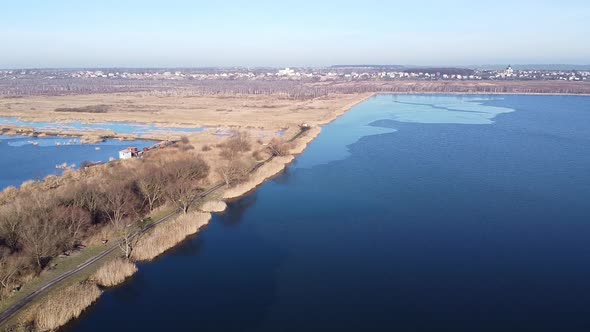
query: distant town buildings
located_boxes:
[1,66,588,84]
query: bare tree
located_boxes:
[100,182,140,259]
[69,182,102,223]
[51,205,91,248]
[166,155,210,183]
[166,181,203,214]
[216,159,250,187]
[0,252,24,299]
[267,137,293,156]
[0,203,25,251]
[163,155,210,213]
[100,182,139,228]
[219,131,251,160]
[20,208,65,269]
[137,166,167,211]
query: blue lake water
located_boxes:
[63,94,590,332]
[0,117,204,136]
[0,136,152,189]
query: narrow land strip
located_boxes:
[0,126,308,329]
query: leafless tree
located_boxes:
[69,182,102,223]
[216,159,250,187]
[51,205,91,248]
[267,137,293,156]
[166,181,203,214]
[219,131,252,160]
[0,203,25,251]
[100,182,141,258]
[137,166,167,211]
[19,202,66,269]
[165,155,210,183]
[0,252,24,299]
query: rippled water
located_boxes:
[64,94,590,332]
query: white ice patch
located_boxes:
[381,95,514,124]
[293,95,516,169]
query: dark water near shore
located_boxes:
[64,95,590,332]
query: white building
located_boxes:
[277,67,295,76]
[119,149,133,160]
[505,65,514,77]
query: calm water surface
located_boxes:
[64,95,590,332]
[0,117,204,136]
[0,136,152,189]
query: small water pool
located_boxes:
[0,117,204,136]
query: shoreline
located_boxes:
[0,122,329,331]
[4,90,579,330]
[374,91,590,97]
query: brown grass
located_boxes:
[32,283,101,331]
[131,211,211,261]
[91,258,138,287]
[198,200,227,213]
[0,93,372,130]
[222,155,294,199]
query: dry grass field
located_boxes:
[0,93,373,130]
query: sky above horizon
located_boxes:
[1,0,589,68]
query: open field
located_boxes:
[0,93,373,130]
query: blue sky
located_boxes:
[1,0,589,68]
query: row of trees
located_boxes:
[0,148,210,300]
[0,130,283,300]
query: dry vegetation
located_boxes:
[0,92,372,130]
[0,125,291,308]
[31,283,101,331]
[132,211,211,261]
[0,83,343,331]
[91,259,138,287]
[198,200,227,213]
[222,155,295,199]
[0,144,211,301]
[54,104,109,113]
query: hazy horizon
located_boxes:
[3,64,590,71]
[1,0,589,68]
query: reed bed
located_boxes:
[131,211,211,261]
[199,200,227,213]
[32,283,101,331]
[91,258,138,287]
[222,155,294,199]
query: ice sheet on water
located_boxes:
[379,95,514,124]
[293,95,515,169]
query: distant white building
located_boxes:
[505,65,514,77]
[277,67,295,76]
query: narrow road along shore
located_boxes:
[0,126,308,327]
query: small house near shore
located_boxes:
[119,147,138,160]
